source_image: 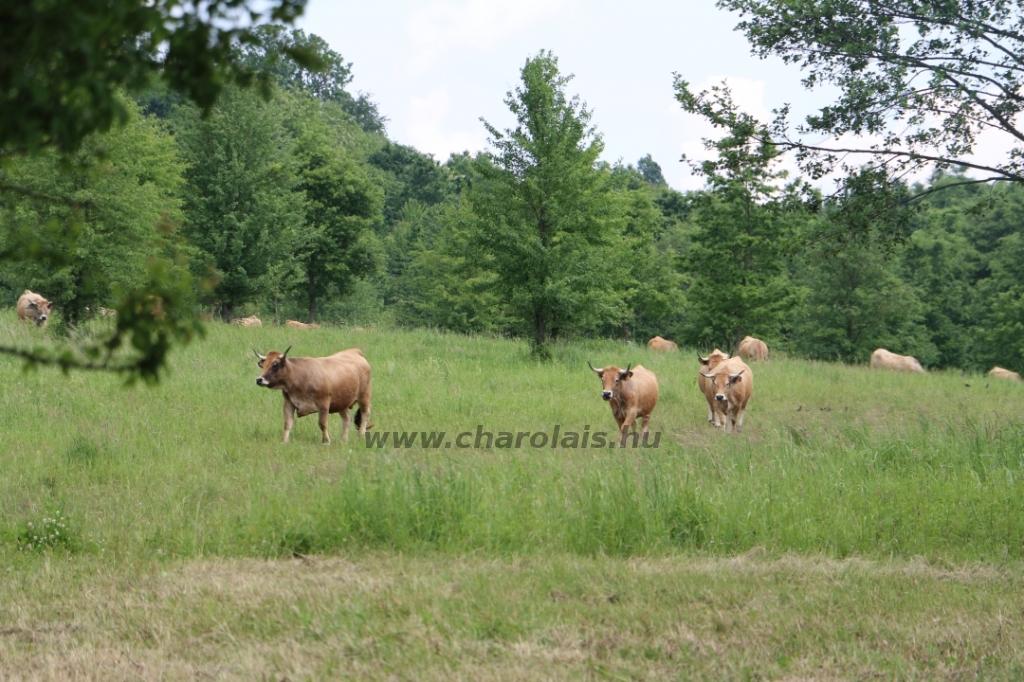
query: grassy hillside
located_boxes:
[1,317,1022,562]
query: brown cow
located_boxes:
[286,319,320,330]
[737,335,768,362]
[16,290,53,329]
[700,357,754,435]
[647,336,679,352]
[255,346,371,444]
[232,315,262,328]
[988,366,1022,382]
[870,348,925,373]
[697,349,731,426]
[588,362,659,447]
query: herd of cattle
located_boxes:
[12,290,1024,444]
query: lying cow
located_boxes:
[700,357,753,435]
[647,336,679,352]
[697,349,731,426]
[870,348,925,373]
[588,362,659,447]
[988,366,1022,382]
[737,335,768,362]
[286,320,320,330]
[255,346,372,444]
[17,290,53,329]
[232,315,262,328]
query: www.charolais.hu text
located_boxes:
[365,425,662,449]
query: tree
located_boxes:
[291,130,383,323]
[473,51,623,355]
[679,83,803,352]
[681,0,1024,240]
[176,87,302,321]
[637,154,667,186]
[0,0,313,381]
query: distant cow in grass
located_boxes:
[255,346,371,444]
[700,357,753,435]
[286,320,320,330]
[697,349,731,426]
[870,348,925,373]
[647,336,678,352]
[988,366,1022,382]
[16,290,53,329]
[588,362,659,447]
[232,316,262,328]
[737,335,768,362]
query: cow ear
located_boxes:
[698,353,708,366]
[729,370,745,382]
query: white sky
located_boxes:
[292,1,842,191]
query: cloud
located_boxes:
[407,0,579,72]
[405,88,486,159]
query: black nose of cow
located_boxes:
[715,394,726,401]
[602,391,612,400]
[256,378,263,386]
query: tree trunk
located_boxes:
[308,298,317,325]
[534,309,547,350]
[220,302,234,323]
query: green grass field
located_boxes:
[2,318,1024,679]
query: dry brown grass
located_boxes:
[2,553,1023,680]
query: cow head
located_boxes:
[589,362,633,401]
[698,349,730,371]
[27,298,53,325]
[699,369,745,403]
[255,346,291,389]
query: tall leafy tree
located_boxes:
[176,87,301,321]
[291,129,384,323]
[472,51,622,354]
[680,84,803,352]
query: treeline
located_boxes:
[1,30,1021,372]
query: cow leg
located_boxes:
[640,415,650,437]
[619,410,638,447]
[738,408,747,428]
[282,400,296,443]
[723,411,734,435]
[707,405,715,424]
[339,407,350,441]
[319,408,331,445]
[357,400,371,436]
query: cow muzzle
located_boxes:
[601,390,612,400]
[256,377,269,387]
[715,393,727,402]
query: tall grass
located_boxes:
[1,316,1022,562]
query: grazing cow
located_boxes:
[232,315,262,328]
[16,290,53,329]
[588,362,659,447]
[697,349,731,426]
[870,348,925,373]
[700,357,754,435]
[255,346,371,444]
[647,336,679,352]
[737,335,768,362]
[286,319,320,330]
[988,366,1022,382]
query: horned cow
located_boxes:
[647,336,679,352]
[988,366,1022,382]
[700,357,754,435]
[737,335,768,362]
[255,346,371,444]
[588,362,659,447]
[17,290,53,329]
[697,349,731,426]
[870,348,925,373]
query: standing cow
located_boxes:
[588,362,659,447]
[17,290,53,329]
[697,349,731,426]
[737,335,768,362]
[700,357,754,435]
[647,336,679,352]
[870,348,925,373]
[255,346,372,444]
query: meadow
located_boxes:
[2,317,1024,679]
